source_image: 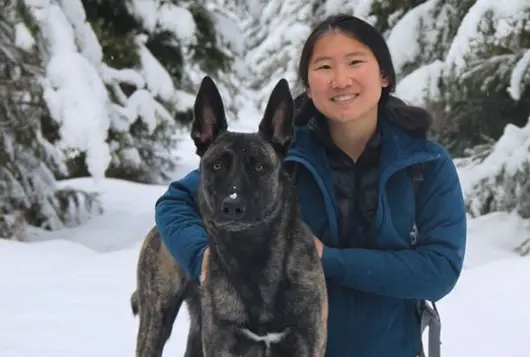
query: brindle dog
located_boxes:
[130,76,327,357]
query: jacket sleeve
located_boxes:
[154,169,208,281]
[320,154,467,301]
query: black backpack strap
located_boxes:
[408,163,441,357]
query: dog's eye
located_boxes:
[255,163,263,171]
[213,162,222,170]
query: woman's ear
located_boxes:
[381,73,389,88]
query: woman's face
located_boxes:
[306,30,389,125]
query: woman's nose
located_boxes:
[331,66,353,89]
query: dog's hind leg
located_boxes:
[133,227,193,357]
[135,278,193,357]
[135,302,166,357]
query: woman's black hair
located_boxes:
[296,13,432,135]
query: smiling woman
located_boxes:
[286,14,466,357]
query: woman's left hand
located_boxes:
[313,237,324,258]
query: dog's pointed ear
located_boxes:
[258,78,295,156]
[191,76,228,157]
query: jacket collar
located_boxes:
[287,112,438,173]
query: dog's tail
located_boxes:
[130,290,139,316]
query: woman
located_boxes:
[155,13,467,357]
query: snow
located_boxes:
[456,117,530,197]
[135,36,177,105]
[440,255,530,357]
[23,0,110,180]
[395,60,445,106]
[13,22,35,51]
[386,0,439,77]
[209,9,246,55]
[445,0,530,74]
[21,0,204,184]
[507,49,530,101]
[243,0,315,109]
[128,0,197,44]
[43,50,112,180]
[324,0,375,24]
[2,154,530,356]
[157,4,196,44]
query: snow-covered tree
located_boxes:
[432,0,530,156]
[393,1,529,154]
[365,0,429,36]
[416,0,530,255]
[455,115,530,256]
[20,0,236,184]
[385,0,476,80]
[242,0,317,110]
[0,1,101,240]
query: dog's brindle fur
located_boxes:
[131,76,327,357]
[130,227,202,357]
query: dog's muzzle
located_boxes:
[220,194,246,219]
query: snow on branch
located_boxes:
[507,49,530,101]
[445,0,530,74]
[456,115,530,219]
[127,0,197,44]
[23,0,183,181]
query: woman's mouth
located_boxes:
[330,94,359,103]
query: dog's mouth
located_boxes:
[212,218,260,232]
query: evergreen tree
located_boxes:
[385,0,476,80]
[0,1,101,240]
[369,0,429,36]
[79,0,233,183]
[21,0,234,184]
[243,0,318,110]
[433,2,530,156]
[438,0,530,255]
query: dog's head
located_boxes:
[191,76,295,230]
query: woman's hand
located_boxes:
[314,237,324,258]
[200,247,210,284]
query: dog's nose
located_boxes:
[220,196,245,218]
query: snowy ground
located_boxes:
[1,125,530,357]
